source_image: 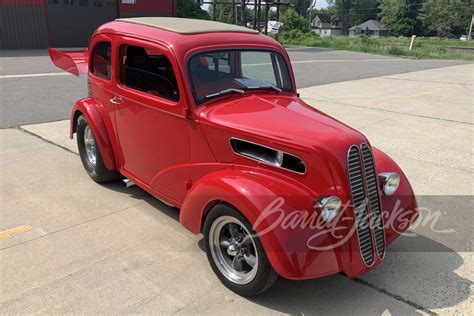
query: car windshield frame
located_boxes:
[187,48,294,105]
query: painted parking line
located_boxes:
[0,225,32,239]
[0,72,71,79]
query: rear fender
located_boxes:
[71,98,116,171]
[179,169,337,279]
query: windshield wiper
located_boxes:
[250,85,282,93]
[234,79,282,93]
[205,88,245,99]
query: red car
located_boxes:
[50,17,418,296]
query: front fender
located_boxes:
[70,98,116,171]
[373,147,418,246]
[180,168,341,279]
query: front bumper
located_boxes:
[264,191,418,281]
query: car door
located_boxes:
[113,36,190,205]
[87,34,126,165]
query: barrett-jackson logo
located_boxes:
[251,197,454,251]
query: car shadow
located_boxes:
[359,234,471,310]
[102,181,180,222]
[103,182,470,313]
[248,235,470,314]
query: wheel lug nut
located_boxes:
[227,244,238,256]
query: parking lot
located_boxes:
[1,49,473,314]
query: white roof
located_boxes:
[116,17,259,35]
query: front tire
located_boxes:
[203,204,278,296]
[76,115,121,183]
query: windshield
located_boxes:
[188,50,293,104]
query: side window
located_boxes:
[119,44,179,102]
[91,41,111,79]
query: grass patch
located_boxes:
[277,30,474,61]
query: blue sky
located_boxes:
[315,0,329,9]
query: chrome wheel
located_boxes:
[209,216,258,285]
[83,125,97,166]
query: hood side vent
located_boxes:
[230,138,306,174]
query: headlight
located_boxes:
[315,196,342,222]
[379,172,400,196]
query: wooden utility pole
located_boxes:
[231,0,236,24]
[264,1,269,35]
[241,0,246,26]
[212,0,217,21]
[253,0,257,29]
[257,0,261,31]
[276,0,280,21]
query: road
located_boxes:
[1,48,473,314]
[0,48,469,128]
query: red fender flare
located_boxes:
[70,98,116,171]
[179,169,341,279]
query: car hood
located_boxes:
[198,93,368,153]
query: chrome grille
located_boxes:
[361,144,386,259]
[347,146,374,266]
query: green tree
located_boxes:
[349,0,379,26]
[217,4,233,23]
[309,7,337,17]
[177,0,210,20]
[378,0,422,36]
[281,7,308,31]
[328,0,379,34]
[291,0,313,16]
[279,0,313,16]
[208,2,233,24]
[243,7,254,25]
[419,0,473,37]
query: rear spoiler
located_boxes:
[48,48,88,76]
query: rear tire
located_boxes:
[203,204,278,296]
[76,115,121,183]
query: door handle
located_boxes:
[110,96,123,105]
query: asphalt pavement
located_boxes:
[0,48,473,314]
[0,48,470,128]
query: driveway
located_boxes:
[1,51,472,314]
[0,48,469,127]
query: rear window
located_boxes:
[91,41,111,79]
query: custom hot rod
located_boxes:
[49,17,418,296]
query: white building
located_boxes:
[310,14,342,37]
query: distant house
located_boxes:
[311,14,342,37]
[349,20,388,38]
